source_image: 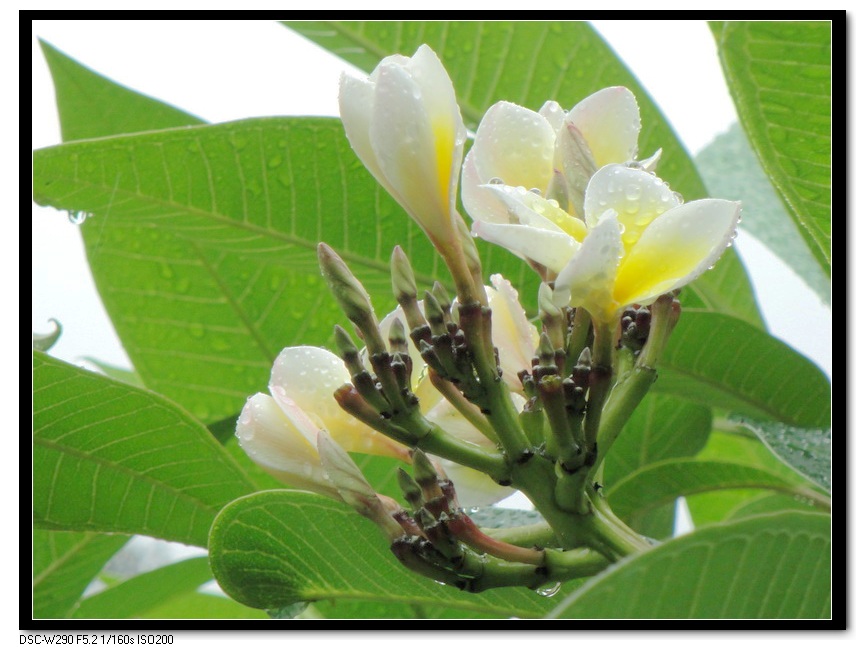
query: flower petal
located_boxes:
[472,221,579,272]
[270,346,404,458]
[236,393,334,494]
[483,184,587,240]
[487,274,539,391]
[460,149,510,224]
[338,73,392,194]
[584,164,682,247]
[615,199,741,306]
[567,86,640,167]
[471,101,556,193]
[539,100,566,132]
[552,210,624,321]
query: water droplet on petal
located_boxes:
[529,188,542,195]
[489,177,505,185]
[624,184,641,201]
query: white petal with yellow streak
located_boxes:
[615,199,741,307]
[552,211,624,321]
[584,164,682,248]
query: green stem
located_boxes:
[591,365,657,483]
[402,411,509,481]
[483,521,557,548]
[584,319,615,456]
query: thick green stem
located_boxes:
[584,319,615,456]
[591,365,657,483]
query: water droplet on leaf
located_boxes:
[67,210,91,225]
[535,582,561,597]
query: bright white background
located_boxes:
[25,14,848,646]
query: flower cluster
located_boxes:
[235,44,741,565]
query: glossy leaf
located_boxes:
[713,21,831,274]
[732,415,831,491]
[141,593,269,619]
[696,123,830,304]
[606,459,829,523]
[32,114,536,423]
[548,511,831,618]
[604,394,712,486]
[39,39,205,140]
[32,530,129,619]
[73,557,212,619]
[209,490,571,617]
[33,351,255,546]
[603,394,712,539]
[686,429,817,528]
[655,312,831,428]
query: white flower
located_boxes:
[339,44,466,247]
[236,346,407,494]
[474,164,741,323]
[462,86,658,227]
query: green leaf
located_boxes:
[548,511,831,618]
[606,459,829,523]
[33,115,537,422]
[713,22,831,274]
[32,530,129,619]
[39,40,205,140]
[603,394,712,539]
[732,415,831,491]
[696,123,830,304]
[80,357,145,388]
[33,350,255,546]
[209,490,571,617]
[724,493,817,522]
[284,19,763,329]
[655,312,831,428]
[604,394,712,487]
[141,592,269,619]
[686,429,816,527]
[73,557,213,619]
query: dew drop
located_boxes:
[624,184,641,201]
[67,210,91,225]
[535,582,561,597]
[529,187,542,195]
[489,177,505,185]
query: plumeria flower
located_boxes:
[236,279,535,507]
[474,163,741,324]
[236,346,409,494]
[461,86,660,228]
[339,44,466,250]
